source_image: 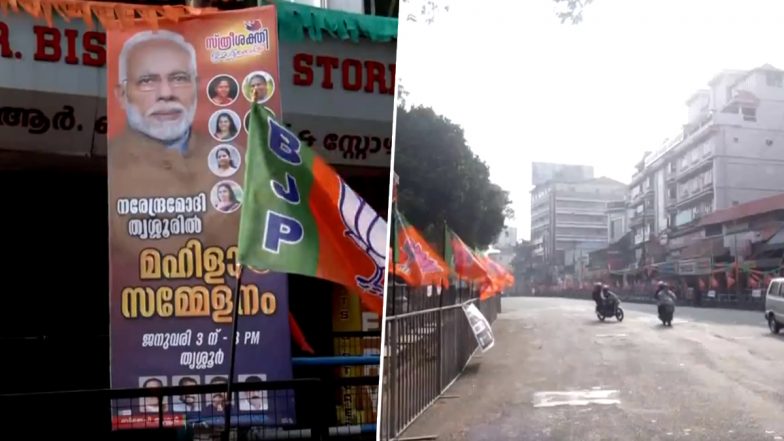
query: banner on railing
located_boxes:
[462,303,495,353]
[106,5,295,426]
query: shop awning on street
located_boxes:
[679,236,725,259]
[760,226,784,252]
[698,193,784,226]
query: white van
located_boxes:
[764,277,784,334]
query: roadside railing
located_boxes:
[0,374,378,440]
[380,283,501,440]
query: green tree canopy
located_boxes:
[394,105,512,250]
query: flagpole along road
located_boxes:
[398,297,784,441]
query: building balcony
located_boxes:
[676,185,714,208]
[556,220,607,228]
[632,114,719,185]
[554,234,608,242]
[531,222,550,232]
[676,155,714,181]
[555,190,625,201]
[555,206,607,215]
[606,200,628,210]
[630,212,655,228]
[629,188,654,206]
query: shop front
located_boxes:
[0,4,395,427]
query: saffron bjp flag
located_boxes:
[392,208,450,288]
[477,254,503,300]
[444,226,490,282]
[474,253,515,299]
[238,105,386,316]
[488,259,515,289]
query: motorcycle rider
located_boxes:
[591,282,603,311]
[602,284,620,314]
[654,281,677,317]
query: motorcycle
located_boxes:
[596,300,624,322]
[658,304,675,326]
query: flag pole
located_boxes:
[391,202,397,316]
[223,264,244,440]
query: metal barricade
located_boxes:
[380,283,501,440]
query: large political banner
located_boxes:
[106,6,293,426]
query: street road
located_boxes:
[399,297,784,441]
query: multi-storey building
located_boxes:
[629,64,784,260]
[488,226,518,267]
[607,199,631,244]
[531,174,627,266]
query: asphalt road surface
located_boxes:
[398,297,784,441]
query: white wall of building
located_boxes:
[494,227,518,249]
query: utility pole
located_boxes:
[733,219,742,296]
[639,192,648,275]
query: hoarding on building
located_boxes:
[105,7,294,426]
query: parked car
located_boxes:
[764,277,784,334]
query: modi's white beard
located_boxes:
[125,98,197,143]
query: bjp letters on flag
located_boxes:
[238,105,386,315]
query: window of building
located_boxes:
[766,71,784,87]
[680,156,688,170]
[705,224,722,237]
[741,107,757,122]
[702,141,713,157]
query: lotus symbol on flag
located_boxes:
[338,179,386,296]
[404,239,441,274]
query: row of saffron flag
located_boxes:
[389,202,515,300]
[235,103,512,319]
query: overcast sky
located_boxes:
[395,0,784,240]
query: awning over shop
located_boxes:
[679,236,725,259]
[761,227,784,252]
[698,193,784,226]
[270,1,398,42]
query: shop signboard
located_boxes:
[0,13,106,156]
[678,257,712,275]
